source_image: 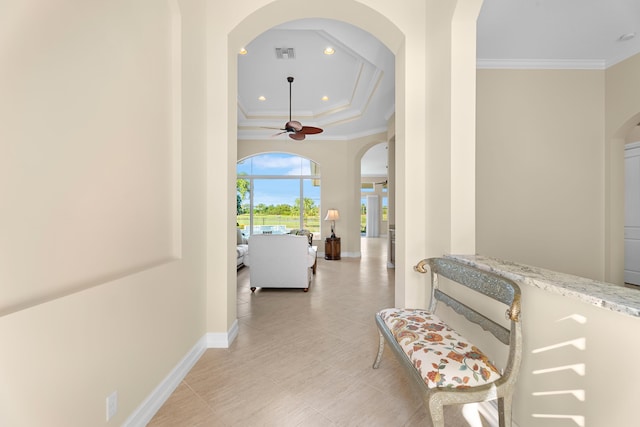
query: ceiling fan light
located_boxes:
[285,120,303,132]
[618,32,636,42]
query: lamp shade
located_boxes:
[324,209,340,221]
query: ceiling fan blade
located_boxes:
[289,132,306,141]
[299,126,323,135]
[271,131,287,137]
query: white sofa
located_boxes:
[236,229,248,269]
[244,234,317,292]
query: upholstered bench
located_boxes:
[373,257,522,427]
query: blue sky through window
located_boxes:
[238,154,320,206]
[237,153,314,176]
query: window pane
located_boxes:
[236,177,250,233]
[252,153,304,176]
[252,179,299,234]
[382,196,388,221]
[361,198,366,234]
[361,182,374,192]
[237,153,321,238]
[237,158,251,175]
[303,179,320,233]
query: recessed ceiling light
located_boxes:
[618,32,636,42]
[239,48,248,55]
[258,96,266,101]
[321,96,329,101]
[324,47,335,55]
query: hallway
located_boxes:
[148,238,488,426]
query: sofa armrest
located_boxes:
[307,246,317,267]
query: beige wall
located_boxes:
[477,57,640,285]
[476,69,606,280]
[0,0,207,425]
[475,59,640,424]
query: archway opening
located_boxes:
[623,122,640,285]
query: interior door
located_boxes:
[624,142,640,285]
[366,195,380,237]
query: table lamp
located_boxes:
[324,209,340,238]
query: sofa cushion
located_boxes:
[237,244,248,258]
[289,229,313,245]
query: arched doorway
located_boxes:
[209,1,480,340]
[226,5,403,338]
[606,113,640,285]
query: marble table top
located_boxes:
[446,254,640,318]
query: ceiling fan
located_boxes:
[272,76,323,141]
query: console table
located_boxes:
[325,237,341,260]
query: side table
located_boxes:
[325,237,341,260]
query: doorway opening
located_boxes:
[624,124,640,286]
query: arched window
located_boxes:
[237,153,320,236]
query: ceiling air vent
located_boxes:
[275,47,295,59]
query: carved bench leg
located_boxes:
[372,331,385,369]
[428,397,445,427]
[498,395,512,427]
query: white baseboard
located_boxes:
[207,319,239,348]
[320,252,361,258]
[124,320,239,426]
[342,251,361,258]
[123,335,207,427]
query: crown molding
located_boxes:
[476,58,607,70]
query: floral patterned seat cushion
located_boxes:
[378,308,501,389]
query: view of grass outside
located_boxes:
[237,213,320,232]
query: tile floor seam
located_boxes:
[180,379,221,418]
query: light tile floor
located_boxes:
[148,238,490,426]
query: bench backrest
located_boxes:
[416,257,521,346]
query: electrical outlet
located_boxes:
[106,391,118,421]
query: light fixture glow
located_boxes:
[258,96,266,101]
[321,96,329,101]
[239,48,248,55]
[324,47,335,55]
